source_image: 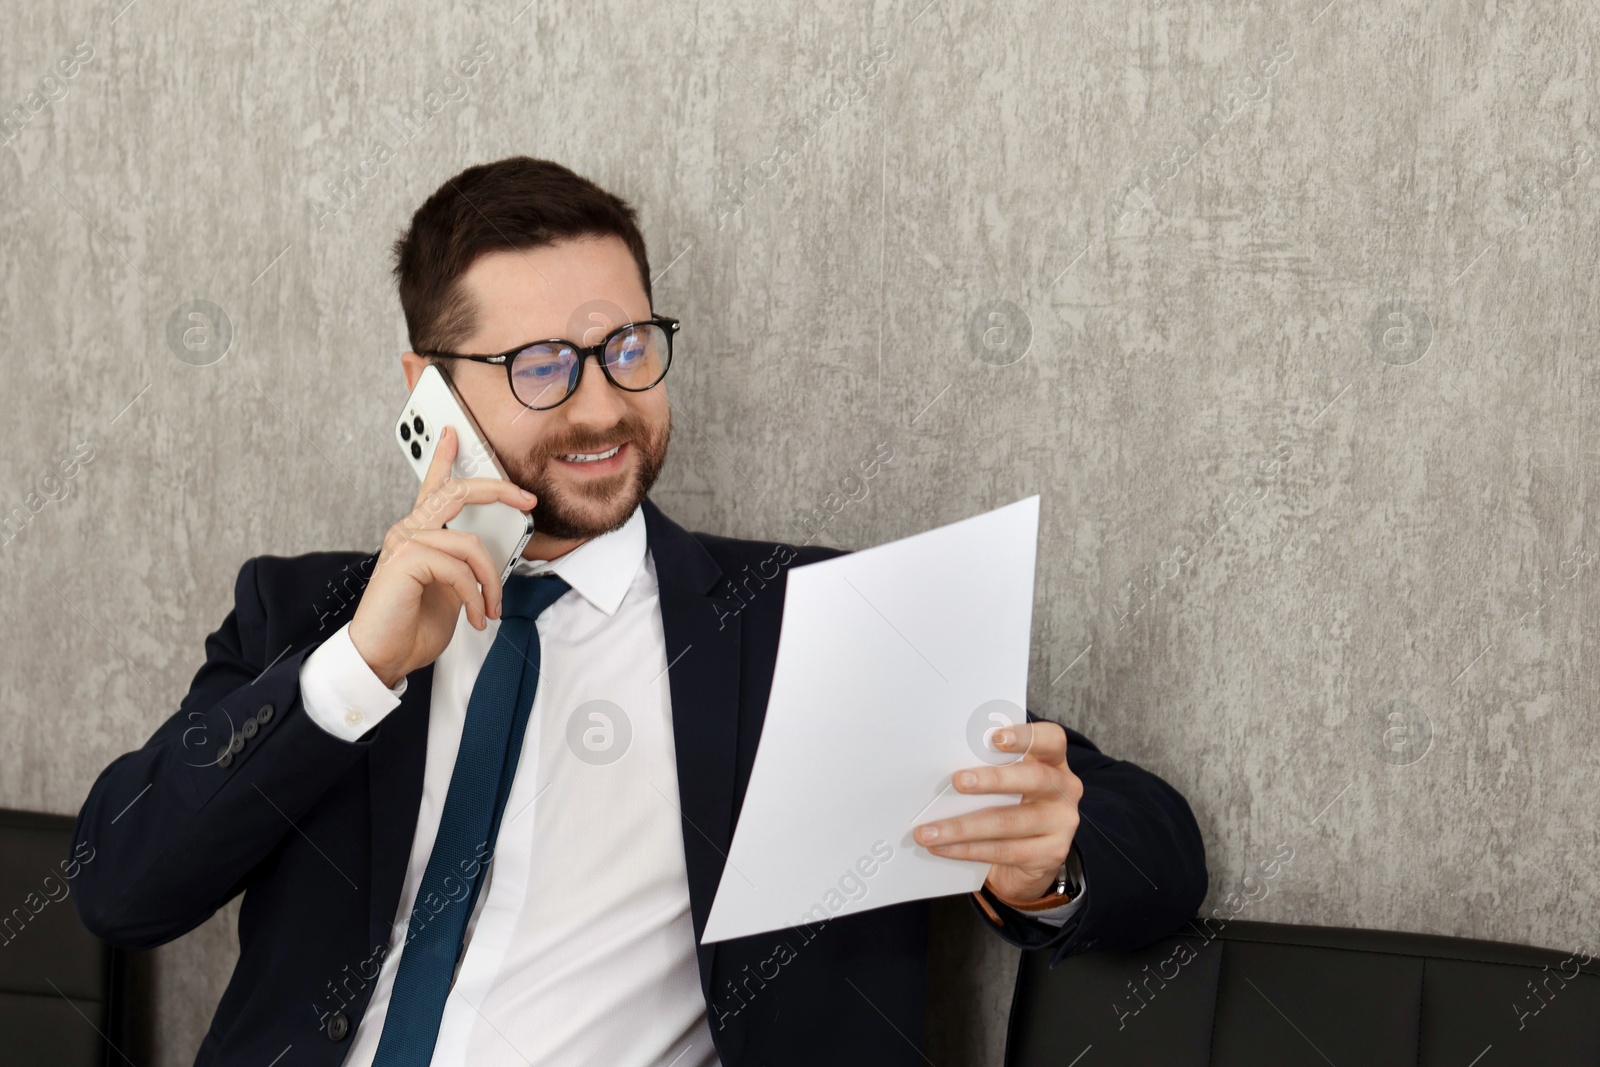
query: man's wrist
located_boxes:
[984,846,1082,911]
[300,622,407,742]
[347,621,406,689]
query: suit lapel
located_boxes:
[642,496,745,1006]
[366,660,435,956]
[318,546,432,958]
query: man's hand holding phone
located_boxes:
[348,426,537,689]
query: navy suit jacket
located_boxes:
[72,496,1207,1066]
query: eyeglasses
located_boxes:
[420,316,679,412]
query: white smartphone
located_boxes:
[395,364,534,583]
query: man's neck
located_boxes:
[520,531,588,564]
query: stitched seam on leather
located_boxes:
[1002,948,1028,1067]
[1211,933,1599,976]
[1204,938,1225,1067]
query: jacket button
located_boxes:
[217,750,233,768]
[326,1011,349,1041]
[241,718,259,739]
[256,704,274,725]
[229,734,246,755]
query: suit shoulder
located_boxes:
[234,549,377,630]
[690,528,848,574]
[247,549,375,591]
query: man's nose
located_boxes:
[562,352,631,425]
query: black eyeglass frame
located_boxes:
[420,315,680,411]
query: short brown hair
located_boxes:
[392,156,653,353]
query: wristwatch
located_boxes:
[1052,851,1079,897]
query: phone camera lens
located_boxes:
[399,423,411,441]
[413,416,425,434]
[410,441,422,460]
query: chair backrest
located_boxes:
[0,808,126,1067]
[1007,918,1600,1066]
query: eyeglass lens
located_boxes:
[509,323,670,409]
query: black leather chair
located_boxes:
[1008,918,1600,1065]
[0,808,130,1067]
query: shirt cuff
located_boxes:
[299,621,407,742]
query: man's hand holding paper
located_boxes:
[702,495,1077,943]
[915,719,1083,905]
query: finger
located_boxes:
[392,540,489,628]
[427,551,490,629]
[953,759,1062,798]
[415,424,459,507]
[409,528,504,619]
[412,476,537,533]
[922,834,1061,868]
[917,799,1065,847]
[990,720,1068,766]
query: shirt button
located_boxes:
[345,708,363,727]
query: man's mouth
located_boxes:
[555,443,626,467]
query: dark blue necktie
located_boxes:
[371,572,571,1066]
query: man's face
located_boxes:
[404,235,671,542]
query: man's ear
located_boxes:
[401,351,430,392]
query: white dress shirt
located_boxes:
[296,502,1083,1065]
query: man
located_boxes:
[72,156,1207,1067]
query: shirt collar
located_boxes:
[509,502,646,617]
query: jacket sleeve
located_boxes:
[969,709,1208,967]
[69,556,379,950]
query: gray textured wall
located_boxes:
[4,0,1599,1062]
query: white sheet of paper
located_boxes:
[701,494,1040,944]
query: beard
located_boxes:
[498,408,670,541]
